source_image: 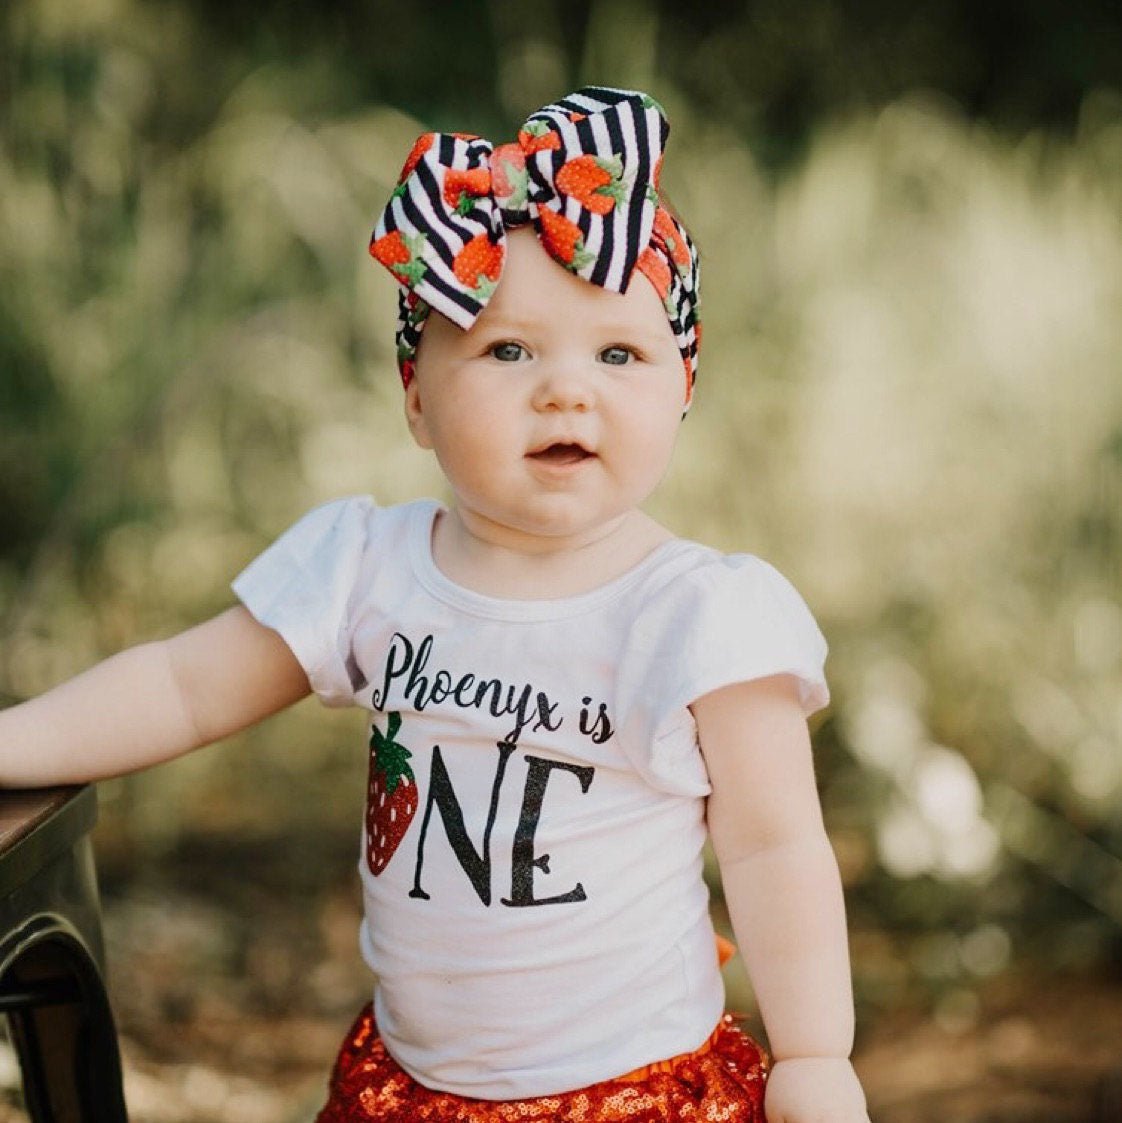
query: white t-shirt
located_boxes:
[232,497,829,1099]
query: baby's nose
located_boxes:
[531,362,595,412]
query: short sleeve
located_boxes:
[673,554,829,717]
[615,553,829,793]
[231,496,377,707]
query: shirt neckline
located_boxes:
[407,499,689,622]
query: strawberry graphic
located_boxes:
[397,133,436,184]
[538,207,595,272]
[393,133,482,200]
[369,229,428,286]
[555,154,628,216]
[518,119,562,154]
[636,245,676,316]
[653,206,692,276]
[366,712,418,876]
[452,233,504,299]
[443,167,492,215]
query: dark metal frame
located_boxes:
[0,787,127,1121]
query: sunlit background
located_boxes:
[2,0,1121,1119]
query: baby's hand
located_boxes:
[764,1057,870,1123]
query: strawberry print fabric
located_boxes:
[315,1004,769,1122]
[368,86,701,403]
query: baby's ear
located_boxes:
[403,380,434,450]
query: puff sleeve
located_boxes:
[231,496,377,707]
[615,553,829,795]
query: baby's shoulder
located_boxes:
[267,494,435,555]
[633,538,805,615]
[624,540,827,675]
[617,539,830,728]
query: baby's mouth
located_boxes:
[527,442,595,466]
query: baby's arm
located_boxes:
[693,675,869,1123]
[0,607,310,787]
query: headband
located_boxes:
[368,86,701,405]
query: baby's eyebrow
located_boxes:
[594,325,677,348]
[469,316,538,337]
[470,313,672,347]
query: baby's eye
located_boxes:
[599,345,635,366]
[489,341,528,362]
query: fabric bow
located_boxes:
[368,86,701,400]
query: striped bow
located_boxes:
[369,87,701,398]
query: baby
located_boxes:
[0,88,869,1121]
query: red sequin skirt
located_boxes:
[315,1003,769,1122]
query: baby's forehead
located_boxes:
[480,228,667,331]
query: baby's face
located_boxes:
[405,227,686,549]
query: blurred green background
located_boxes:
[2,0,1122,1118]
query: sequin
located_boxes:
[315,1005,768,1122]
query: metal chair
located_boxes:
[0,786,127,1121]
